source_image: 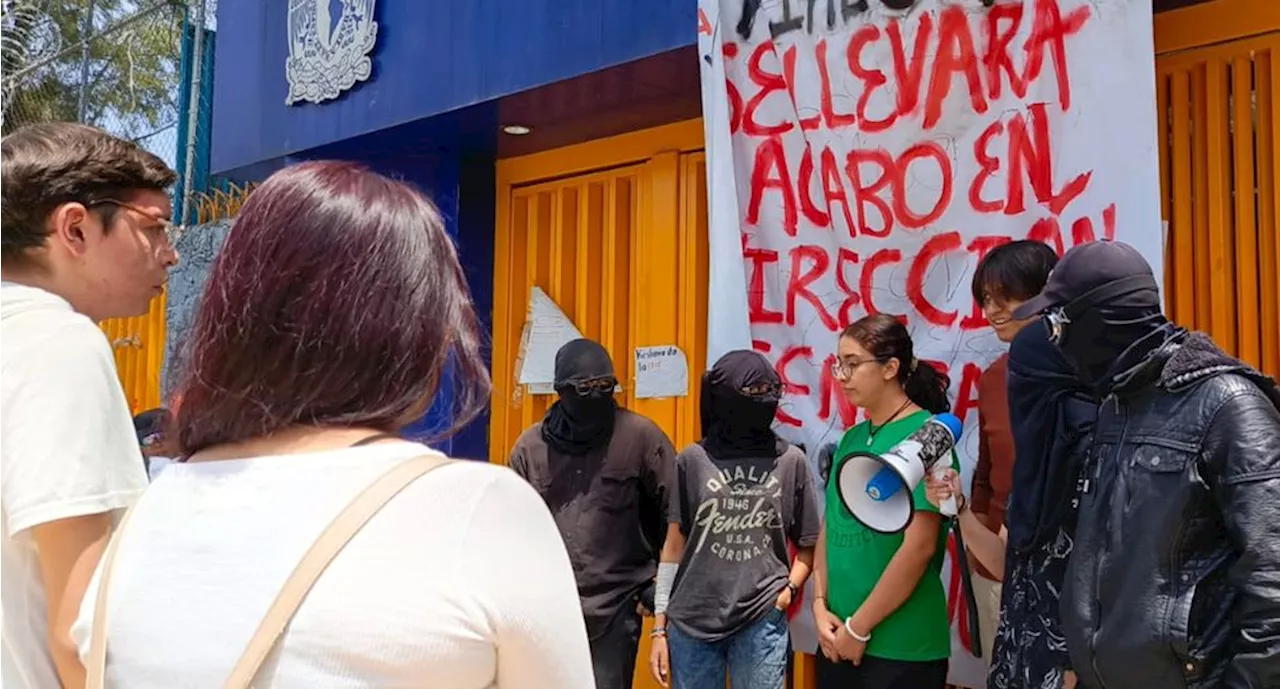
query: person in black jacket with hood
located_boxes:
[1012,240,1280,689]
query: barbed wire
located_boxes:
[1,0,203,178]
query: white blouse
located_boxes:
[74,441,595,688]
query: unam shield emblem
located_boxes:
[285,0,378,106]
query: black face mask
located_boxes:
[558,387,617,425]
[541,340,618,455]
[700,350,784,460]
[1045,275,1168,392]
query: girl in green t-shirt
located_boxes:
[812,314,956,689]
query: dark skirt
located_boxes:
[988,525,1075,689]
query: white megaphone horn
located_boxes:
[836,413,964,533]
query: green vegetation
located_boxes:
[1,0,185,138]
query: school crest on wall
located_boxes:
[285,0,378,105]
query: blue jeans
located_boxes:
[667,608,789,689]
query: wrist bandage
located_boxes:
[654,562,679,615]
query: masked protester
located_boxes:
[1012,240,1280,689]
[510,338,676,689]
[926,240,1097,689]
[648,350,820,689]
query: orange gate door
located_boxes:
[1155,0,1280,379]
[491,120,710,460]
[491,120,708,689]
[99,291,167,414]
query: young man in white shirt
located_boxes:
[1,122,179,688]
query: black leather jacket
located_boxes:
[1063,333,1280,689]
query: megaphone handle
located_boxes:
[932,460,958,518]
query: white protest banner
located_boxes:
[698,0,1162,680]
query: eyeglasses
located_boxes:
[739,382,783,399]
[563,377,618,396]
[829,358,884,380]
[91,198,186,244]
[1045,308,1071,345]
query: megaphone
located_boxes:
[836,413,964,533]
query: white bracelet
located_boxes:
[844,617,872,643]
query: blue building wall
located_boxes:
[211,0,696,178]
[205,0,693,459]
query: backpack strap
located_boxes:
[87,453,453,689]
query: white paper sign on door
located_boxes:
[635,345,690,399]
[517,287,583,395]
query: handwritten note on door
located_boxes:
[635,345,689,399]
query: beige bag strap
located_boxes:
[86,498,141,689]
[86,454,452,689]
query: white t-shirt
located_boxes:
[73,441,595,689]
[1,282,149,689]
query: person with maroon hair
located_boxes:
[71,161,595,688]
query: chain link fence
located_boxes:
[1,0,216,212]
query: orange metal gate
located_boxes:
[1155,2,1280,379]
[490,120,709,463]
[99,292,167,414]
[491,120,708,689]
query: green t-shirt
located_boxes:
[824,409,957,662]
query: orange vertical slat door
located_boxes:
[98,290,167,414]
[490,121,709,689]
[1157,32,1280,379]
[490,120,709,464]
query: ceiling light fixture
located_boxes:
[502,124,532,136]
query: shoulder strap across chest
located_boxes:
[86,453,453,689]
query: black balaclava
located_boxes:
[1013,241,1180,397]
[541,338,618,455]
[699,350,785,460]
[1053,284,1173,395]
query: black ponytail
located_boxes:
[904,358,951,415]
[841,313,952,415]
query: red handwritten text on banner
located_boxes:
[698,0,1162,675]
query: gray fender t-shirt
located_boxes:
[666,442,821,641]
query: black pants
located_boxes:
[590,609,642,689]
[816,653,948,689]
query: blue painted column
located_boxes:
[448,154,497,460]
[379,152,495,461]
